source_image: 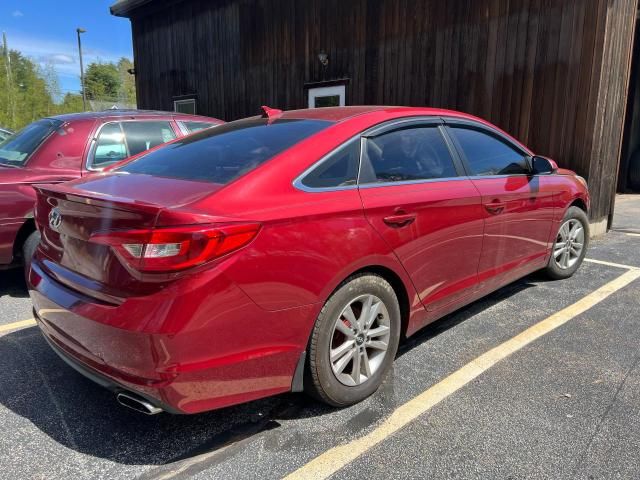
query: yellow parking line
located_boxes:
[283,268,640,480]
[584,258,639,270]
[625,232,640,237]
[0,318,36,334]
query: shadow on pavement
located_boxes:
[0,268,28,299]
[0,272,552,468]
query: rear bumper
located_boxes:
[29,257,315,414]
[38,320,182,414]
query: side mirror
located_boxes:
[531,155,557,175]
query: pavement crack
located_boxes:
[571,350,640,477]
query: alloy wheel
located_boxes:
[553,218,585,269]
[329,294,391,386]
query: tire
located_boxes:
[22,230,40,278]
[305,273,401,407]
[544,206,589,280]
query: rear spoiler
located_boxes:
[34,181,241,227]
[33,182,166,216]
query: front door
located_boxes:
[358,121,485,312]
[445,123,556,290]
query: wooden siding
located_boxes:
[127,0,637,223]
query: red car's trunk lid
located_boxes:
[34,173,224,297]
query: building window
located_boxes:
[174,98,196,115]
[308,85,345,108]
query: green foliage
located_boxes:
[59,93,85,113]
[0,49,137,131]
[117,57,136,105]
[84,62,120,100]
[0,50,57,130]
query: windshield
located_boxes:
[119,118,332,184]
[0,119,63,166]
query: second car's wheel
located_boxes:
[305,274,401,407]
[544,206,589,280]
[22,230,40,279]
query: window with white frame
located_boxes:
[308,85,345,109]
[174,98,196,115]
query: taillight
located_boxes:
[90,223,260,273]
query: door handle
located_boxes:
[484,201,506,215]
[383,212,416,228]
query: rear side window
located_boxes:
[451,127,529,176]
[120,118,331,184]
[121,121,176,156]
[300,140,360,188]
[180,121,217,134]
[360,126,457,184]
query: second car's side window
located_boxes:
[361,126,458,184]
[92,122,128,169]
[121,121,177,157]
[451,126,530,176]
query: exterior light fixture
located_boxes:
[318,51,329,67]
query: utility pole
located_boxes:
[76,28,87,111]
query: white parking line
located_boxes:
[283,267,640,480]
[584,258,639,270]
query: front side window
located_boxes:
[121,121,177,157]
[361,126,458,184]
[0,119,63,166]
[451,126,530,176]
[300,139,360,189]
[92,123,128,168]
[120,118,331,185]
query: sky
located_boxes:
[0,0,134,97]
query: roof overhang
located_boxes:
[110,0,156,17]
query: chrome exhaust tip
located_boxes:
[116,392,163,415]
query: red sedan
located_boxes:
[0,110,223,273]
[28,106,590,415]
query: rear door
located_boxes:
[358,119,485,312]
[444,121,555,289]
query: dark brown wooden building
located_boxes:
[111,0,639,233]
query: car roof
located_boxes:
[48,109,220,123]
[278,105,483,123]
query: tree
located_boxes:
[57,93,84,113]
[84,62,120,101]
[0,45,136,130]
[117,57,136,105]
[0,50,56,130]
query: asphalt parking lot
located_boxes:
[1,195,639,480]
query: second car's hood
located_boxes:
[0,165,79,185]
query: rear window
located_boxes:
[119,118,331,184]
[0,118,63,166]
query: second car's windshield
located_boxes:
[119,118,331,184]
[0,119,63,166]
